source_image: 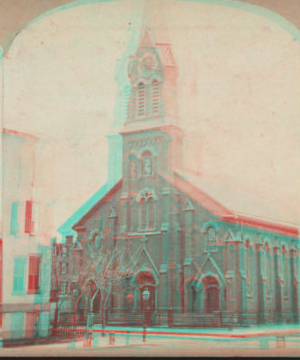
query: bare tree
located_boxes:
[51,234,137,332]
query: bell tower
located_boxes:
[107,0,185,196]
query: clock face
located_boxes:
[128,59,142,78]
[142,55,157,70]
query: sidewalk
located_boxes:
[89,324,300,339]
[0,328,299,357]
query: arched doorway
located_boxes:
[205,276,220,313]
[186,281,197,313]
[137,271,156,326]
[92,289,101,313]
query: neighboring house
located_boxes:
[56,11,300,327]
[0,128,54,342]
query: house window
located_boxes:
[137,82,145,118]
[28,256,41,294]
[152,79,160,116]
[11,313,25,339]
[60,281,69,295]
[10,202,19,236]
[13,257,26,294]
[62,262,67,274]
[141,151,153,176]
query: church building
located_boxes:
[56,8,300,328]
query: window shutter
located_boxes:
[10,202,19,236]
[25,201,33,234]
[28,256,40,292]
[32,202,39,235]
[13,257,26,292]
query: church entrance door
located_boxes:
[205,276,219,313]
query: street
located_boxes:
[0,328,299,357]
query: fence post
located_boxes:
[126,330,130,345]
[143,325,146,342]
[109,332,115,345]
[276,335,286,349]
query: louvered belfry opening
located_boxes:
[152,79,160,116]
[137,82,145,118]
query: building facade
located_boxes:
[56,28,300,328]
[0,128,54,342]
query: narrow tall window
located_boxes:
[152,79,160,116]
[140,198,147,231]
[137,82,145,118]
[283,248,289,297]
[247,245,254,296]
[28,256,41,293]
[228,243,235,298]
[148,198,154,230]
[141,151,153,176]
[266,248,272,297]
[25,200,33,234]
[207,227,216,248]
[192,231,200,254]
[13,257,26,293]
[10,202,19,236]
[121,200,127,231]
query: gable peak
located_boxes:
[140,28,155,48]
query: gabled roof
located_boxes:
[160,172,232,217]
[156,43,176,67]
[57,178,122,234]
[222,214,299,238]
[175,171,299,237]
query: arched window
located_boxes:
[282,246,289,298]
[126,201,132,232]
[191,231,201,255]
[152,79,160,116]
[120,200,127,234]
[141,151,153,176]
[139,191,156,232]
[228,242,235,272]
[148,198,155,230]
[207,227,217,248]
[137,82,145,118]
[140,198,147,231]
[127,153,138,180]
[244,240,254,296]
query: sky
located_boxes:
[2,0,300,237]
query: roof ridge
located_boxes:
[162,171,232,217]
